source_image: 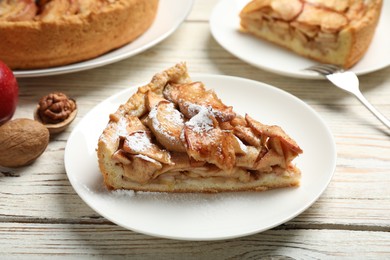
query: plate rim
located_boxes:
[210,0,390,79]
[65,74,337,240]
[13,0,195,78]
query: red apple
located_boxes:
[0,61,19,125]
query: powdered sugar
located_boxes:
[111,189,136,197]
[116,117,129,137]
[125,132,152,152]
[185,102,203,117]
[185,105,214,133]
[184,101,228,122]
[163,103,184,128]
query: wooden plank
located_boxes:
[0,223,389,259]
[187,0,219,21]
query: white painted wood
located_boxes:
[0,0,389,257]
[0,223,389,259]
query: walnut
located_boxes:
[34,92,77,134]
[0,119,49,168]
[37,92,76,124]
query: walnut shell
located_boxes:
[0,118,49,168]
[34,106,77,135]
[34,92,77,135]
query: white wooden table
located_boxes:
[1,0,389,258]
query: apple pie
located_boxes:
[97,63,303,193]
[239,0,383,68]
[0,0,159,69]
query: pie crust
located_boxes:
[0,0,159,69]
[97,63,303,193]
[239,0,383,68]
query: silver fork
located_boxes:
[305,64,390,129]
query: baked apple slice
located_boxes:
[0,0,37,21]
[37,0,79,21]
[144,100,186,152]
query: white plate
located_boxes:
[13,0,194,78]
[210,0,390,79]
[65,74,336,240]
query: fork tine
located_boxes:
[306,66,331,75]
[305,64,343,75]
[323,64,344,73]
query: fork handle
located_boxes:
[353,91,390,129]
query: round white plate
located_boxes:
[210,0,390,79]
[13,0,194,78]
[65,74,336,241]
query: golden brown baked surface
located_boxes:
[97,63,303,193]
[239,0,383,68]
[0,0,159,69]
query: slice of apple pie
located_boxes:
[97,63,303,193]
[239,0,383,68]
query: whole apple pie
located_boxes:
[97,63,303,193]
[0,0,159,69]
[239,0,383,68]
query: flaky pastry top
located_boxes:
[240,0,382,33]
[0,0,121,22]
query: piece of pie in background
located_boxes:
[0,0,159,69]
[239,0,383,68]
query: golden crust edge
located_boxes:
[101,165,301,193]
[344,0,383,68]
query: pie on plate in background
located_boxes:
[239,0,383,68]
[0,0,159,69]
[210,0,390,78]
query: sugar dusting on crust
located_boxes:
[116,117,129,137]
[185,103,214,133]
[125,132,152,152]
[184,101,229,122]
[163,103,184,128]
[185,102,203,117]
[185,114,213,133]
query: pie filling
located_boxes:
[108,81,303,185]
[0,0,119,22]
